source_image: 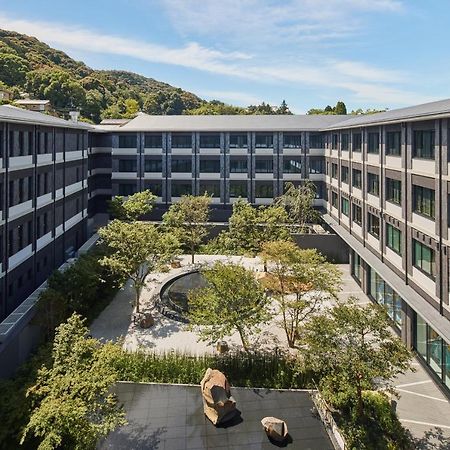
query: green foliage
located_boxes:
[307,100,347,115]
[0,53,29,86]
[335,391,411,450]
[206,199,291,255]
[33,244,122,339]
[162,194,211,263]
[185,99,246,115]
[275,180,320,231]
[21,314,126,450]
[0,345,52,450]
[260,242,342,347]
[188,261,270,351]
[110,349,311,389]
[0,30,202,122]
[98,220,179,312]
[351,107,388,115]
[301,299,412,417]
[108,189,156,221]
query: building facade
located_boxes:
[0,105,89,320]
[2,99,450,393]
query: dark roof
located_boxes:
[109,113,345,132]
[326,98,450,129]
[100,382,334,450]
[0,105,92,129]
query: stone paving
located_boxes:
[99,383,334,450]
[91,255,450,448]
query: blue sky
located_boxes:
[0,0,449,113]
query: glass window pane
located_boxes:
[416,314,427,359]
[428,328,443,378]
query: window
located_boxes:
[386,224,401,254]
[19,178,24,203]
[413,185,435,218]
[255,182,273,198]
[367,173,379,196]
[309,134,324,149]
[200,159,220,173]
[118,159,137,172]
[118,183,136,196]
[255,158,273,173]
[172,134,192,148]
[341,166,349,184]
[331,134,338,150]
[341,134,349,151]
[229,181,247,198]
[352,169,362,189]
[144,182,162,196]
[171,158,192,173]
[368,213,380,237]
[200,134,220,148]
[144,134,162,148]
[414,130,435,159]
[309,158,323,174]
[118,135,137,148]
[341,197,349,216]
[230,158,247,173]
[199,182,220,197]
[386,131,401,156]
[331,191,338,208]
[351,251,362,282]
[283,134,301,148]
[229,134,247,148]
[331,163,338,179]
[352,203,362,225]
[414,239,435,278]
[255,134,273,148]
[368,132,379,153]
[171,183,192,197]
[144,159,162,172]
[386,178,401,204]
[353,133,362,152]
[283,158,302,173]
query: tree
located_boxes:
[275,181,320,232]
[0,53,29,86]
[162,194,211,263]
[277,100,292,115]
[21,314,126,449]
[108,189,156,221]
[260,242,341,347]
[301,299,412,417]
[209,199,291,255]
[188,262,269,351]
[334,101,347,115]
[123,98,140,118]
[98,220,179,313]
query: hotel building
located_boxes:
[2,99,450,392]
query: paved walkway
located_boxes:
[91,255,287,354]
[338,266,450,448]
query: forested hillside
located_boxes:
[0,30,294,122]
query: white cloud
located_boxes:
[160,0,403,45]
[0,11,429,106]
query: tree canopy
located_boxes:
[188,261,270,351]
[108,189,156,221]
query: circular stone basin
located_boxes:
[160,271,207,315]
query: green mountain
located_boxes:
[0,29,296,122]
[0,29,203,122]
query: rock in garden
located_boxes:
[139,314,154,328]
[200,368,237,425]
[261,416,289,443]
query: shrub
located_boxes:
[335,391,411,450]
[109,349,313,389]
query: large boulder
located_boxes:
[200,368,237,425]
[261,416,289,443]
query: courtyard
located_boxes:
[90,255,450,447]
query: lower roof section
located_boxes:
[323,214,450,342]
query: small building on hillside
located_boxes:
[14,99,51,112]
